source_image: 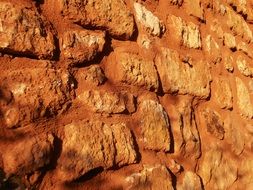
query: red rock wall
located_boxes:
[0,0,253,189]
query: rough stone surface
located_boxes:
[167,15,201,49]
[105,49,159,91]
[0,59,74,128]
[183,0,203,20]
[202,109,225,140]
[57,0,135,39]
[155,48,211,98]
[58,120,137,181]
[0,1,55,59]
[2,134,54,176]
[125,165,174,190]
[213,77,233,109]
[1,0,253,189]
[134,2,165,36]
[198,145,238,190]
[59,29,105,64]
[78,90,135,114]
[236,77,253,118]
[139,100,171,152]
[236,56,253,77]
[178,171,203,190]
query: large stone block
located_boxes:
[139,100,171,152]
[0,1,55,59]
[57,0,135,39]
[58,120,137,181]
[155,48,211,98]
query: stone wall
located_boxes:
[0,0,253,189]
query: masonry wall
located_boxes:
[0,0,253,189]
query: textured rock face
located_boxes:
[236,77,253,118]
[155,48,211,97]
[167,15,202,49]
[0,1,55,59]
[125,165,174,190]
[134,2,165,36]
[1,0,253,189]
[202,109,225,140]
[59,29,105,64]
[57,0,135,39]
[78,90,135,114]
[105,49,159,91]
[0,59,73,128]
[2,134,54,176]
[139,100,171,152]
[58,120,137,181]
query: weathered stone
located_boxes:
[224,55,234,72]
[223,32,236,50]
[0,1,55,59]
[236,77,253,118]
[198,145,238,190]
[60,29,105,63]
[106,50,159,91]
[226,6,253,42]
[137,34,152,49]
[172,99,201,160]
[167,15,201,49]
[238,159,253,189]
[236,56,253,77]
[58,120,137,181]
[125,165,174,190]
[83,65,106,86]
[57,0,135,39]
[213,77,233,109]
[177,171,203,190]
[78,90,135,114]
[2,134,54,176]
[134,2,165,36]
[237,42,253,58]
[139,100,171,152]
[155,48,211,98]
[224,116,245,155]
[226,0,247,17]
[202,109,225,140]
[204,35,221,63]
[183,0,204,20]
[0,60,74,128]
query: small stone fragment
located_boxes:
[134,2,165,36]
[2,134,54,176]
[236,56,253,77]
[224,55,234,72]
[58,120,137,181]
[139,100,171,152]
[83,65,106,86]
[235,77,253,118]
[223,33,236,50]
[60,29,105,64]
[125,165,174,190]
